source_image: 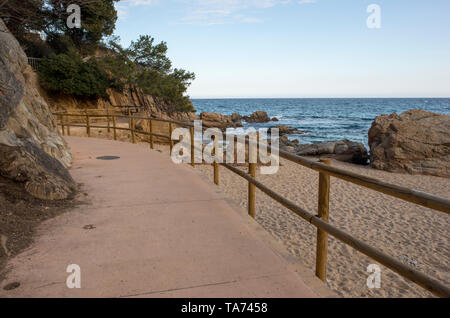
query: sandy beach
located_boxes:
[193,157,449,298]
[65,127,449,297]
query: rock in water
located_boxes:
[368,109,450,177]
[243,111,271,123]
[200,112,242,129]
[0,19,75,200]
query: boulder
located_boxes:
[243,111,271,123]
[368,109,450,177]
[200,112,242,129]
[297,140,369,165]
[230,113,242,123]
[279,135,299,148]
[0,19,75,200]
[271,117,279,122]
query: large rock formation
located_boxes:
[368,109,450,177]
[44,86,197,123]
[199,112,242,129]
[0,19,75,200]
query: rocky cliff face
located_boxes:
[368,109,450,177]
[45,86,197,122]
[0,19,75,200]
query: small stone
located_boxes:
[3,282,20,291]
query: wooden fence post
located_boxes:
[107,109,111,133]
[248,162,256,218]
[315,158,331,282]
[86,114,91,137]
[112,115,117,140]
[169,122,174,153]
[149,119,154,149]
[131,117,136,144]
[213,136,219,185]
[60,115,65,136]
[190,126,195,167]
[66,115,70,136]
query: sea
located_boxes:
[191,98,450,148]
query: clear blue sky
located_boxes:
[114,0,450,98]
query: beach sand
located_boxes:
[194,158,450,298]
[65,127,449,297]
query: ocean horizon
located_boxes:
[191,98,450,147]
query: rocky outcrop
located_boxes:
[44,86,197,123]
[271,125,305,135]
[368,109,450,177]
[230,113,242,124]
[296,140,369,165]
[200,112,242,129]
[278,136,299,153]
[243,111,271,123]
[0,19,75,200]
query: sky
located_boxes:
[113,0,450,98]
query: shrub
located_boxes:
[38,53,109,98]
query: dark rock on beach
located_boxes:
[296,140,369,165]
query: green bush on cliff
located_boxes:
[101,35,196,112]
[2,0,196,111]
[38,53,109,99]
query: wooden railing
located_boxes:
[54,111,450,298]
[27,57,41,71]
[113,105,146,116]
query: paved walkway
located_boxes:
[0,137,333,297]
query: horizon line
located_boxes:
[190,96,450,99]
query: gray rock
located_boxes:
[279,135,299,148]
[199,112,242,129]
[296,140,369,165]
[369,109,450,177]
[243,111,270,123]
[230,113,242,123]
[0,19,75,200]
[280,145,295,153]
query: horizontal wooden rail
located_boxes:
[221,163,450,298]
[277,149,450,214]
[53,112,194,127]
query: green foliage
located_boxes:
[1,1,196,111]
[38,53,109,98]
[128,35,172,74]
[102,35,196,112]
[1,0,118,56]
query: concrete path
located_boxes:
[0,137,333,298]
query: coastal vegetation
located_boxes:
[0,0,195,112]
